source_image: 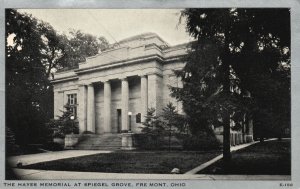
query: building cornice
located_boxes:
[116,32,169,47]
[50,76,78,84]
[75,54,166,75]
[51,54,185,83]
[163,42,190,53]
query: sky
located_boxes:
[19,9,193,46]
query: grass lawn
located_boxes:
[22,151,221,174]
[198,139,291,175]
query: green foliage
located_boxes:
[178,8,290,140]
[140,106,184,150]
[138,104,189,150]
[182,133,221,151]
[161,102,187,150]
[161,102,187,133]
[173,9,290,160]
[170,40,230,136]
[5,9,109,147]
[57,30,109,70]
[134,134,164,150]
[6,9,54,145]
[6,127,19,155]
[43,142,64,151]
[47,104,79,138]
[140,108,165,135]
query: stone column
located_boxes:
[87,83,95,133]
[177,77,184,114]
[140,75,148,123]
[78,85,87,133]
[147,73,163,115]
[103,80,112,133]
[121,77,129,131]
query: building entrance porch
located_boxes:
[77,73,157,135]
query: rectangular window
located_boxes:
[67,94,77,118]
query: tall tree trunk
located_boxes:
[242,114,246,143]
[222,61,232,169]
[222,32,232,169]
[169,125,172,152]
[223,113,231,168]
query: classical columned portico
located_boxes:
[80,74,158,134]
[140,75,148,123]
[103,80,112,133]
[87,83,95,133]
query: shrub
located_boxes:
[140,108,165,135]
[46,103,79,139]
[6,126,20,156]
[52,130,65,138]
[134,134,165,150]
[182,133,221,151]
[43,142,64,151]
[82,131,94,134]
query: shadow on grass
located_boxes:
[198,139,291,175]
[5,161,20,180]
[21,151,221,174]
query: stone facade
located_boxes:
[51,33,253,149]
[52,33,186,135]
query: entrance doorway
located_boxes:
[117,109,122,133]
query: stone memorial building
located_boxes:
[51,33,253,149]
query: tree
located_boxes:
[57,30,109,70]
[138,108,165,149]
[34,25,110,78]
[6,9,53,145]
[37,21,65,78]
[6,126,19,155]
[161,102,186,151]
[47,104,79,139]
[6,9,110,147]
[140,108,164,135]
[173,8,290,164]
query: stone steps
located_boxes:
[73,134,122,150]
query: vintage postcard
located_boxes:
[1,0,299,189]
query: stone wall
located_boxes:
[53,80,78,119]
[53,34,192,137]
